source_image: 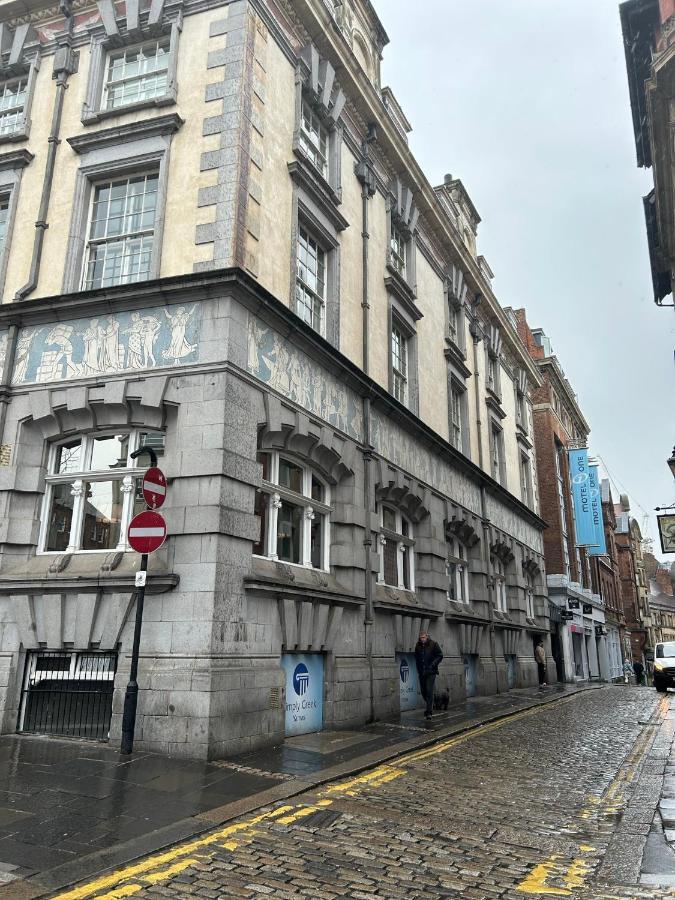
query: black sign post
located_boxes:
[121,445,159,756]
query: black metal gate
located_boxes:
[19,651,117,740]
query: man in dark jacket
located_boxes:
[414,631,443,719]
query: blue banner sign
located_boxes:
[397,652,421,711]
[281,653,324,736]
[588,466,607,556]
[568,449,596,546]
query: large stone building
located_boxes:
[620,0,675,304]
[0,0,550,758]
[510,309,612,682]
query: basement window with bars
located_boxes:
[253,451,331,570]
[39,430,164,554]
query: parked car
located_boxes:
[653,642,675,692]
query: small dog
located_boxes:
[433,688,450,710]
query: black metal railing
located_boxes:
[20,650,117,741]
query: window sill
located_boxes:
[485,390,507,420]
[288,157,348,233]
[0,127,29,146]
[81,92,177,126]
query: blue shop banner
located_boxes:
[588,466,607,557]
[568,448,596,546]
[397,652,421,711]
[281,653,324,736]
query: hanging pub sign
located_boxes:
[568,599,580,610]
[561,610,574,621]
[588,465,607,557]
[583,603,593,615]
[568,448,596,546]
[595,625,607,637]
[658,514,675,554]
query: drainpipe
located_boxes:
[15,16,78,301]
[356,125,377,721]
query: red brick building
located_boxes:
[614,498,652,667]
[508,309,611,682]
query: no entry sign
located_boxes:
[142,467,167,509]
[127,510,167,554]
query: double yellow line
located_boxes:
[54,693,584,900]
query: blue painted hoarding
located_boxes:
[397,652,421,710]
[568,448,596,547]
[588,466,607,557]
[281,653,324,736]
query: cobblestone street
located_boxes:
[46,687,675,900]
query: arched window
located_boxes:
[253,451,330,571]
[39,429,164,553]
[492,556,508,612]
[378,505,414,590]
[447,536,469,604]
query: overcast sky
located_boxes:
[380,0,674,558]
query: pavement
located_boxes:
[17,683,675,900]
[0,682,602,898]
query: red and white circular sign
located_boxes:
[127,510,167,554]
[142,466,167,510]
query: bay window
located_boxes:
[40,430,164,553]
[378,505,414,591]
[253,451,330,570]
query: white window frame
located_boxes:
[450,385,463,450]
[81,170,160,291]
[253,451,331,571]
[520,452,533,507]
[102,37,171,112]
[391,324,408,405]
[525,579,536,619]
[299,99,329,180]
[0,76,28,137]
[378,505,415,591]
[554,443,571,578]
[295,224,327,335]
[390,221,407,278]
[38,430,163,554]
[447,537,469,604]
[493,556,508,612]
[490,422,505,485]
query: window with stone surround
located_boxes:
[83,172,159,290]
[492,556,508,612]
[554,441,571,578]
[39,430,164,554]
[295,223,327,335]
[378,505,414,591]
[253,451,331,571]
[447,536,469,603]
[103,38,170,112]
[299,100,329,181]
[490,421,506,486]
[525,572,536,619]
[520,451,533,507]
[0,77,27,136]
[391,323,408,405]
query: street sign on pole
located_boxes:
[127,510,167,554]
[121,444,167,756]
[142,466,167,509]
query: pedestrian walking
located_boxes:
[414,631,443,719]
[623,659,634,684]
[535,639,547,688]
[633,660,645,686]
